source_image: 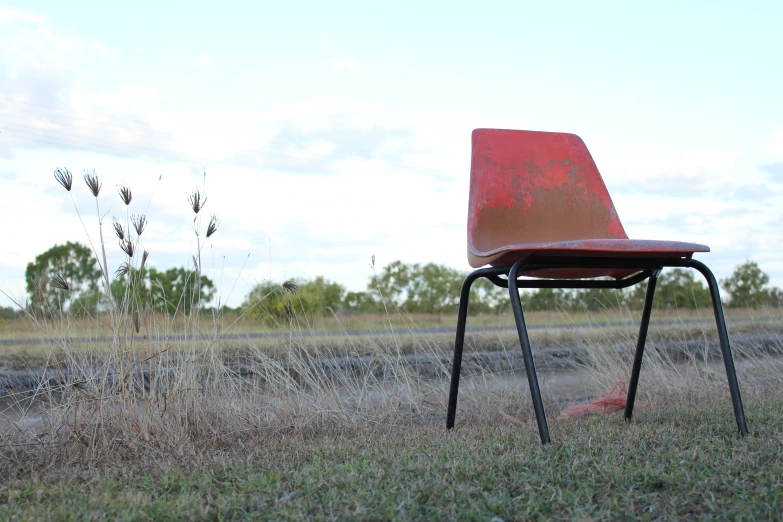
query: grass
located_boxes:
[1,306,781,339]
[2,319,782,520]
[2,395,781,520]
[1,306,781,370]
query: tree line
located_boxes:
[240,258,782,325]
[3,241,780,323]
[17,242,214,319]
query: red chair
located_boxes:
[446,129,748,444]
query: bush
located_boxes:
[298,276,345,317]
[0,305,17,321]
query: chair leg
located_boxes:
[625,269,660,421]
[509,259,551,444]
[687,259,749,436]
[447,272,481,429]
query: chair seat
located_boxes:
[475,238,710,279]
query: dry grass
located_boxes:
[2,305,781,370]
[1,281,781,519]
[2,302,781,474]
[1,305,781,339]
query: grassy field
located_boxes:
[1,307,781,370]
[2,307,781,342]
[2,395,781,520]
[1,302,781,520]
[8,161,778,519]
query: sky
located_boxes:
[1,1,781,309]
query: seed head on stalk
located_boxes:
[54,168,73,191]
[115,262,130,279]
[84,169,102,197]
[50,274,70,290]
[112,218,125,240]
[120,238,134,258]
[132,214,147,236]
[118,185,132,205]
[206,215,219,238]
[188,189,206,214]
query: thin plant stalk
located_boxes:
[93,195,116,331]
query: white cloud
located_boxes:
[603,145,742,198]
[732,181,782,200]
[231,96,428,173]
[0,8,179,162]
[763,130,783,161]
[0,9,427,174]
[0,5,43,25]
[328,57,361,71]
[89,41,111,57]
[282,139,336,161]
[189,53,217,71]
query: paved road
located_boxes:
[0,316,778,347]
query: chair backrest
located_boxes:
[468,129,628,267]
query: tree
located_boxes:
[468,277,509,316]
[297,276,345,317]
[25,241,102,317]
[367,260,411,309]
[342,291,378,314]
[571,287,627,311]
[110,267,152,313]
[769,287,783,308]
[721,260,771,308]
[241,281,298,326]
[404,263,463,318]
[521,288,569,312]
[241,277,346,324]
[147,267,215,315]
[624,269,712,310]
[656,269,711,309]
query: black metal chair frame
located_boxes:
[446,255,749,444]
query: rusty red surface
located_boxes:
[467,129,710,278]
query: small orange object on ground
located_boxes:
[559,381,658,419]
